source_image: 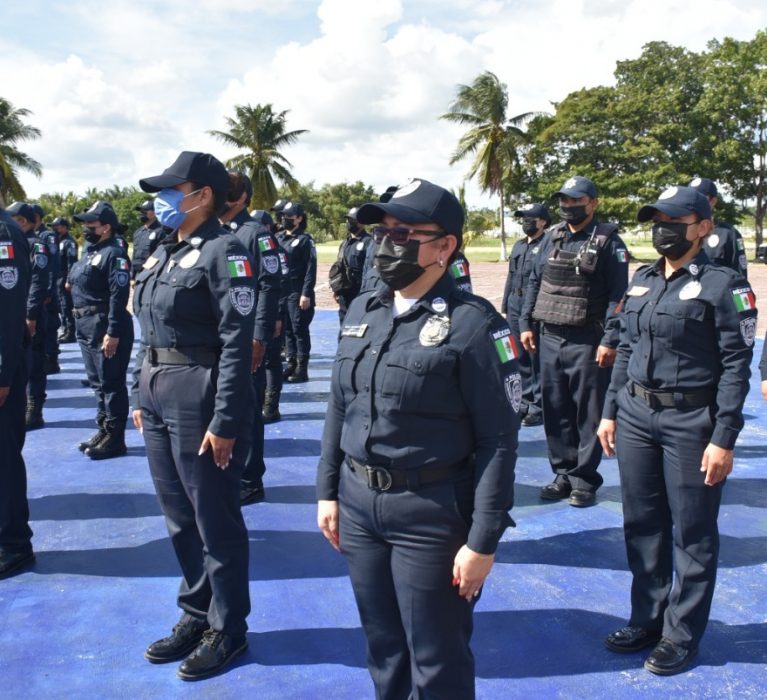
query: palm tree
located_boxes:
[208,104,308,209]
[441,71,538,260]
[0,97,42,202]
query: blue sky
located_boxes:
[3,0,766,207]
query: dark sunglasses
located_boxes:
[372,225,445,245]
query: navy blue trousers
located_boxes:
[539,325,610,491]
[241,365,266,489]
[263,332,284,394]
[75,313,133,428]
[139,362,252,635]
[0,360,32,555]
[340,463,476,700]
[615,386,722,648]
[57,280,75,335]
[284,293,314,359]
[26,311,47,406]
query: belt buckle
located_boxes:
[147,347,158,365]
[366,466,393,491]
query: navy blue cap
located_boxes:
[553,175,598,199]
[282,202,305,218]
[73,201,120,228]
[135,200,154,212]
[270,199,287,213]
[637,186,712,222]
[251,209,274,227]
[31,204,44,219]
[513,202,551,223]
[6,201,36,222]
[51,217,70,227]
[688,177,718,199]
[140,151,229,196]
[379,185,399,203]
[346,207,359,220]
[357,179,465,242]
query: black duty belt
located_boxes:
[73,304,109,318]
[347,457,466,492]
[146,346,219,367]
[628,381,714,410]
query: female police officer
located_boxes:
[131,152,255,681]
[70,202,133,460]
[317,179,520,699]
[597,186,756,675]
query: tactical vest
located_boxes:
[532,223,617,326]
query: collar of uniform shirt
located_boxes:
[367,272,457,313]
[649,249,708,279]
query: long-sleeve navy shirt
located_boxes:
[603,250,755,450]
[277,229,317,299]
[317,273,520,554]
[503,232,547,319]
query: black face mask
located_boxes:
[521,219,539,236]
[283,217,297,231]
[374,236,430,290]
[139,214,149,224]
[652,222,695,260]
[84,229,102,245]
[346,221,359,235]
[559,204,589,225]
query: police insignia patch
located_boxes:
[432,297,447,313]
[504,372,522,412]
[0,266,19,289]
[740,317,756,347]
[678,281,701,300]
[91,254,102,266]
[229,286,255,316]
[707,234,720,248]
[116,271,129,287]
[688,264,699,276]
[419,315,450,347]
[35,253,48,269]
[263,255,279,274]
[392,180,421,198]
[356,241,364,251]
[291,238,300,247]
[179,250,200,268]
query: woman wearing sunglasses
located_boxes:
[317,179,520,699]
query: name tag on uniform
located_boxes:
[626,286,649,296]
[143,255,159,269]
[90,254,102,266]
[341,324,368,337]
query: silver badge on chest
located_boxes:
[179,249,201,268]
[419,315,450,347]
[679,281,702,300]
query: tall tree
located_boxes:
[441,71,538,259]
[0,97,42,202]
[208,104,308,209]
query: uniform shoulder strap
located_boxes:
[593,222,619,249]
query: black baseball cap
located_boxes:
[357,179,465,243]
[73,201,120,228]
[271,199,287,213]
[139,151,229,196]
[252,210,274,227]
[513,203,551,223]
[135,200,154,212]
[346,207,359,221]
[6,201,36,222]
[51,216,70,227]
[688,177,718,199]
[282,202,305,218]
[31,204,45,219]
[553,176,598,199]
[637,186,712,222]
[379,185,399,203]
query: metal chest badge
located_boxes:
[419,315,450,347]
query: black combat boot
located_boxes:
[287,356,308,383]
[86,425,127,460]
[44,355,61,375]
[58,329,76,343]
[282,356,297,379]
[262,390,281,424]
[79,419,108,452]
[25,401,44,431]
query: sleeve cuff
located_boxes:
[711,423,738,450]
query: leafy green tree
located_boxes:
[209,104,308,209]
[0,97,42,201]
[441,71,539,258]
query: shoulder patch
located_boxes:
[731,286,756,312]
[740,317,756,347]
[227,255,253,278]
[229,286,255,316]
[258,236,277,252]
[0,266,19,290]
[616,249,628,263]
[490,326,520,363]
[114,257,130,271]
[0,243,15,260]
[504,372,523,413]
[263,254,279,275]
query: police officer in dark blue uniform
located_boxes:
[598,186,756,675]
[7,201,50,430]
[520,176,629,507]
[0,192,34,580]
[278,202,316,383]
[132,152,254,681]
[131,199,166,280]
[70,202,134,460]
[330,207,374,323]
[689,177,748,276]
[504,203,550,427]
[317,179,519,700]
[259,209,289,423]
[51,217,78,343]
[220,172,281,505]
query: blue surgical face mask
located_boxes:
[154,188,202,229]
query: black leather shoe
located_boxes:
[177,630,248,681]
[604,626,661,653]
[540,480,571,500]
[569,489,596,507]
[0,551,35,580]
[145,616,208,664]
[240,485,265,506]
[644,638,697,676]
[522,413,543,427]
[79,427,108,452]
[80,379,92,388]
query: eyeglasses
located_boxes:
[372,226,445,245]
